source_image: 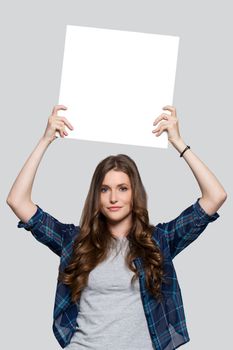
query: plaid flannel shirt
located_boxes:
[17,197,219,349]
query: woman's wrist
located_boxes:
[170,138,187,154]
[40,135,55,146]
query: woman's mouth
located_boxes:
[108,207,122,211]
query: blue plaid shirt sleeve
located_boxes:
[156,197,220,259]
[17,204,75,257]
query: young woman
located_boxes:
[6,105,227,350]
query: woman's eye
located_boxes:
[100,187,127,192]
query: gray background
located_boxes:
[1,0,232,349]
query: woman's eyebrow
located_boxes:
[101,183,128,187]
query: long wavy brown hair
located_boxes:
[58,154,167,304]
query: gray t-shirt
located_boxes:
[65,236,155,350]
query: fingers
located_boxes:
[51,105,74,129]
[152,106,177,138]
[58,116,74,130]
[52,105,67,117]
[162,105,177,117]
[152,110,171,137]
[54,117,74,139]
[55,121,69,138]
[153,113,169,126]
[50,105,75,139]
[153,125,166,136]
[153,106,177,126]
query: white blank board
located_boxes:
[57,25,179,148]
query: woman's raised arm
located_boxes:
[152,105,227,215]
[6,105,74,223]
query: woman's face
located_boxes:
[99,169,133,224]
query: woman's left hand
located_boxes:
[152,105,181,144]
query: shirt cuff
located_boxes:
[193,197,220,224]
[17,204,44,231]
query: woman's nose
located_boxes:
[110,191,117,202]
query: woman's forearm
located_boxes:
[171,138,227,201]
[6,136,51,205]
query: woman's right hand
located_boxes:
[42,105,74,143]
